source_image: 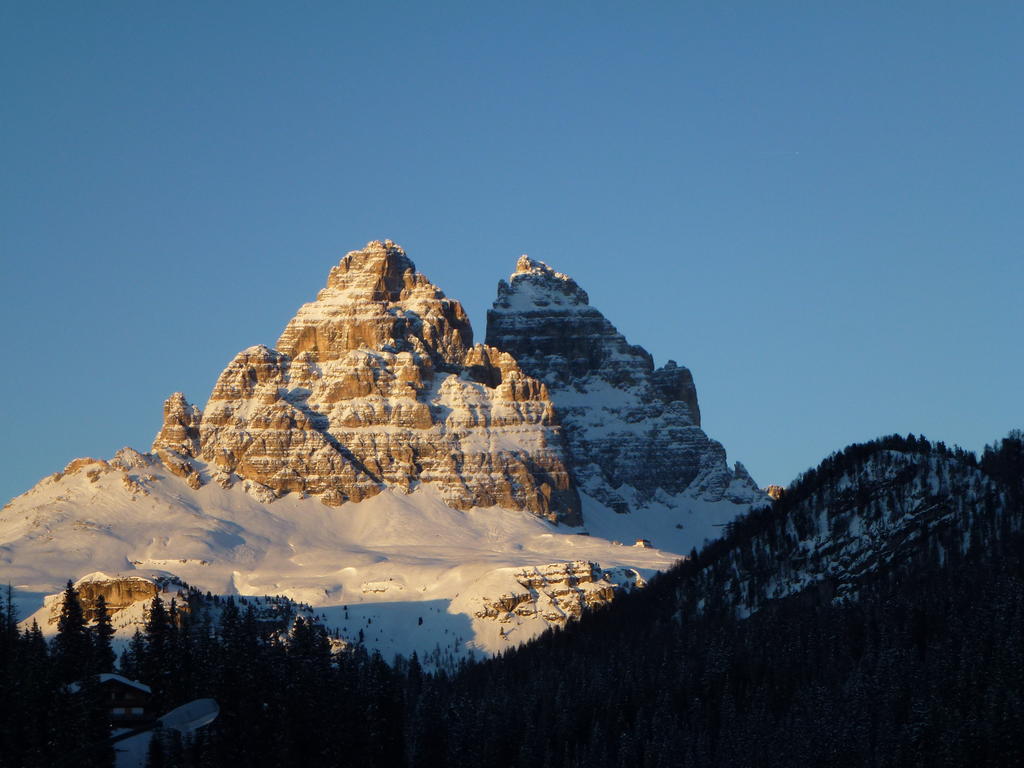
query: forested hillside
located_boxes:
[421,432,1024,767]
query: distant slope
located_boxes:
[691,433,1009,616]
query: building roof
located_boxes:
[69,673,152,695]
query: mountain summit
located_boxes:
[487,256,764,545]
[154,240,580,523]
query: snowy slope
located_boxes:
[1,448,677,659]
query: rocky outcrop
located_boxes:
[39,573,159,625]
[152,393,204,489]
[153,393,202,457]
[467,561,645,625]
[46,451,157,496]
[486,256,766,515]
[154,241,580,524]
[72,573,160,622]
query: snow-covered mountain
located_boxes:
[154,240,579,523]
[487,256,766,552]
[0,241,765,659]
[2,447,675,662]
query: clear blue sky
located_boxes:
[2,2,1021,504]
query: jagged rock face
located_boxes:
[488,257,698,414]
[34,574,193,632]
[487,256,764,514]
[152,393,204,488]
[154,241,580,524]
[468,561,644,625]
[153,393,201,457]
[276,243,473,368]
[73,575,159,623]
[40,573,159,625]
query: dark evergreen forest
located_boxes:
[2,432,1022,767]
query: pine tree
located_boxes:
[120,629,146,681]
[8,621,51,766]
[0,584,16,665]
[93,594,115,672]
[50,597,112,768]
[53,580,92,684]
[143,594,171,708]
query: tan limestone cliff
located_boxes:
[153,240,581,524]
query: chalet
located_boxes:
[70,673,153,724]
[634,538,653,549]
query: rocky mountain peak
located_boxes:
[329,239,415,290]
[496,256,591,316]
[514,254,535,274]
[320,240,435,307]
[153,392,202,458]
[487,254,765,524]
[489,257,677,394]
[512,254,571,283]
[149,242,580,523]
[277,240,473,368]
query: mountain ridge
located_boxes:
[1,240,765,658]
[152,240,581,523]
